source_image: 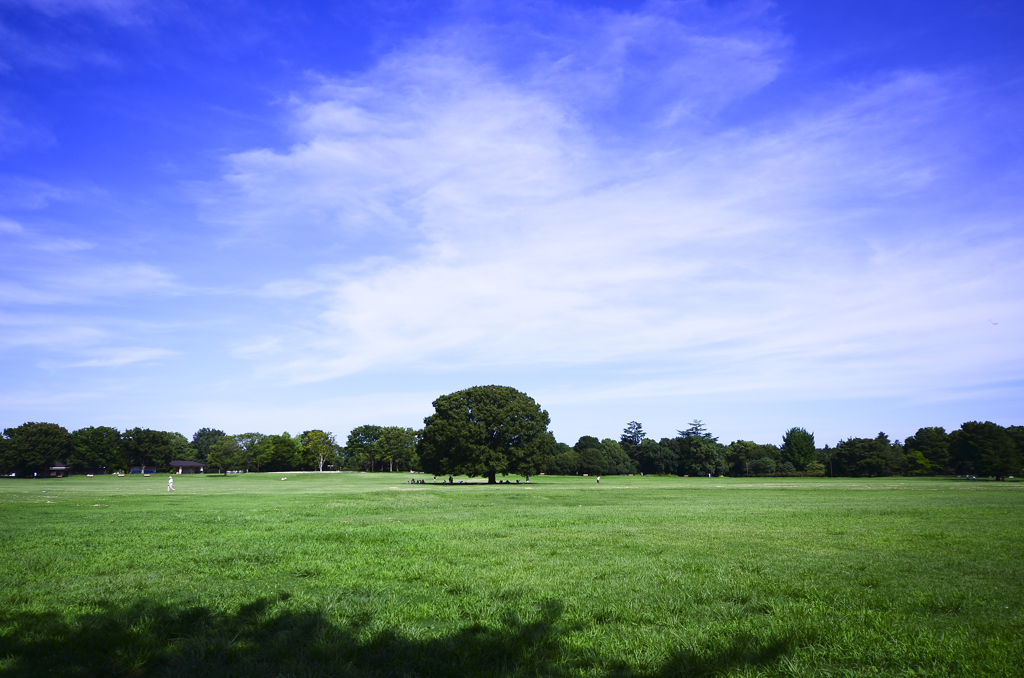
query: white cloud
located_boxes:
[0,310,108,350]
[230,336,283,359]
[0,175,72,210]
[32,237,93,252]
[203,4,1023,404]
[0,263,178,305]
[258,279,326,299]
[69,346,174,367]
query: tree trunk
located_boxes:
[488,472,496,484]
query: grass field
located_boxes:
[0,473,1021,677]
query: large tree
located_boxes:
[346,425,385,472]
[574,436,608,476]
[676,420,725,476]
[1,422,74,476]
[70,426,122,472]
[377,426,419,472]
[302,430,338,472]
[191,428,226,462]
[545,443,579,475]
[207,436,243,474]
[121,428,191,471]
[258,433,303,472]
[781,427,816,471]
[903,426,950,475]
[418,385,552,483]
[234,432,267,472]
[620,421,646,464]
[601,439,637,475]
[725,440,779,476]
[832,433,902,477]
[636,438,676,475]
[951,421,1020,480]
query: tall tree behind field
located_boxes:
[0,422,74,476]
[781,428,816,471]
[377,427,419,472]
[545,443,579,475]
[206,436,242,474]
[234,433,267,472]
[70,426,122,472]
[346,425,384,472]
[577,449,609,476]
[832,433,903,477]
[635,439,674,474]
[620,421,646,466]
[302,430,338,472]
[574,436,608,476]
[903,427,950,475]
[191,428,226,462]
[951,421,1021,480]
[417,385,552,484]
[726,441,780,476]
[601,439,636,474]
[121,428,191,471]
[676,420,725,476]
[258,433,303,472]
[1008,426,1024,466]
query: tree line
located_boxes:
[576,420,1023,481]
[0,424,421,476]
[2,389,1021,480]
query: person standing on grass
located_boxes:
[167,475,174,492]
[596,476,600,484]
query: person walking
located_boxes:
[167,475,175,492]
[596,476,600,484]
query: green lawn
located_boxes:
[0,474,1021,677]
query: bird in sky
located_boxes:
[988,319,998,325]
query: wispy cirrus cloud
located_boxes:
[0,263,178,305]
[200,3,1023,405]
[68,346,174,367]
[2,1,1020,441]
[0,175,72,210]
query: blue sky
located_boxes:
[1,0,1022,447]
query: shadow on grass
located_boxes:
[0,596,799,677]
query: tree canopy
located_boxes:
[191,428,226,462]
[0,422,74,476]
[418,385,552,483]
[781,427,816,471]
[121,428,191,471]
[69,426,122,472]
[301,430,338,472]
[206,436,242,474]
[951,421,1020,480]
[346,425,385,472]
[2,411,1020,480]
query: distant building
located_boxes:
[130,466,156,474]
[48,464,70,478]
[170,460,204,474]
